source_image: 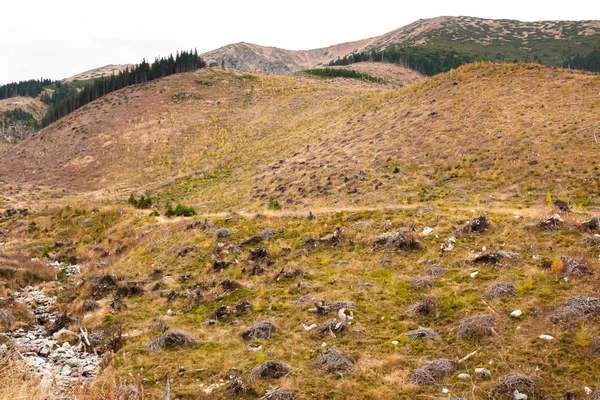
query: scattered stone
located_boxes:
[457,373,470,379]
[510,310,523,318]
[539,334,554,340]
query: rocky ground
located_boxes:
[2,266,100,398]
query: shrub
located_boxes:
[128,193,152,209]
[165,203,197,217]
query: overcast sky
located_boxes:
[1,0,598,84]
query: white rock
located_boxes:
[441,237,456,252]
[458,373,471,379]
[442,387,449,394]
[474,367,492,379]
[539,334,554,340]
[61,365,72,376]
[470,271,479,278]
[585,387,593,395]
[513,390,528,400]
[482,246,487,252]
[422,227,433,236]
[167,309,175,316]
[66,358,80,368]
[303,322,317,331]
[321,342,327,348]
[391,341,399,345]
[510,310,523,318]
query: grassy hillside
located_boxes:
[0,62,599,399]
[1,63,597,213]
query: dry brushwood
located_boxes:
[261,386,295,400]
[89,273,119,298]
[241,320,276,341]
[562,257,593,278]
[591,392,600,400]
[213,260,231,271]
[483,281,516,299]
[0,309,14,330]
[406,296,435,316]
[212,300,252,320]
[553,199,572,212]
[82,299,99,312]
[578,217,600,231]
[116,282,145,297]
[148,329,197,351]
[412,276,434,290]
[313,348,354,374]
[427,265,448,276]
[455,215,491,237]
[406,327,436,341]
[374,230,420,250]
[588,336,600,355]
[250,360,292,379]
[115,384,142,400]
[48,311,73,335]
[215,228,233,238]
[408,359,457,386]
[318,319,346,336]
[313,300,356,314]
[585,235,600,247]
[549,296,600,324]
[492,373,535,396]
[220,279,244,291]
[473,251,519,265]
[456,314,496,339]
[537,214,564,231]
[226,376,252,397]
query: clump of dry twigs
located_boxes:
[549,296,600,324]
[483,281,516,299]
[313,348,354,374]
[241,320,276,341]
[408,359,456,386]
[456,314,496,339]
[148,329,197,351]
[251,360,292,379]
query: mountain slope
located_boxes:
[203,17,600,75]
[64,64,133,82]
[0,63,597,213]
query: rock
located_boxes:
[470,271,479,278]
[458,373,470,379]
[513,390,528,400]
[441,237,456,251]
[66,358,80,368]
[539,334,554,340]
[474,367,492,380]
[215,228,233,238]
[82,364,97,376]
[422,227,434,236]
[510,310,523,318]
[61,365,72,376]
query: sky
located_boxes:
[1,0,599,84]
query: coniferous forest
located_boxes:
[0,79,55,100]
[42,50,206,126]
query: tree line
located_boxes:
[563,50,600,73]
[0,79,55,100]
[329,46,478,76]
[42,50,206,126]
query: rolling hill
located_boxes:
[202,17,600,75]
[0,62,597,213]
